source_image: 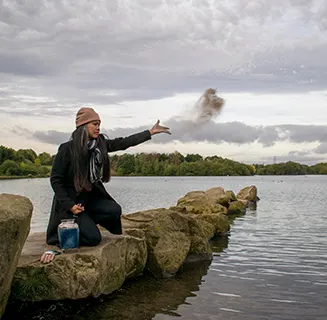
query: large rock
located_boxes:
[11,232,147,301]
[170,189,231,245]
[237,186,257,202]
[204,187,231,207]
[194,213,230,235]
[205,187,225,199]
[225,190,237,202]
[172,191,227,215]
[122,208,230,278]
[237,186,258,210]
[122,209,191,278]
[180,212,230,261]
[0,194,33,317]
[227,200,247,215]
[169,190,231,262]
[237,199,249,207]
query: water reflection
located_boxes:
[82,262,211,320]
[210,234,229,255]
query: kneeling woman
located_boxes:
[41,107,170,263]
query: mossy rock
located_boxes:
[0,194,33,316]
[173,191,227,215]
[11,269,53,302]
[11,232,147,301]
[122,209,191,278]
[170,202,227,215]
[225,190,237,201]
[214,195,231,208]
[227,200,246,215]
[237,186,257,201]
[205,187,225,199]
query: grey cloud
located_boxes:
[10,126,71,146]
[33,130,71,145]
[279,125,327,143]
[1,0,327,110]
[288,150,312,157]
[0,52,53,76]
[0,106,76,117]
[155,121,327,147]
[27,121,327,152]
[0,83,80,116]
[314,142,327,154]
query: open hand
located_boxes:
[150,120,171,135]
[40,251,55,264]
[40,249,62,264]
[70,204,84,215]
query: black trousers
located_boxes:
[73,197,122,247]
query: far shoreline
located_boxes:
[0,175,49,180]
[0,174,326,181]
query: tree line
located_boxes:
[0,145,53,178]
[110,152,256,176]
[110,153,327,176]
[1,145,327,178]
[254,162,327,175]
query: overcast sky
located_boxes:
[1,0,327,164]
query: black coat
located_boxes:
[46,130,152,245]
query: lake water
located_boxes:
[1,176,327,320]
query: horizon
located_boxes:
[1,1,327,165]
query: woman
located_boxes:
[40,107,170,263]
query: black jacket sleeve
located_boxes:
[106,130,152,152]
[50,143,75,211]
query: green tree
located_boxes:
[37,166,51,176]
[116,154,135,175]
[39,152,53,165]
[185,154,203,162]
[16,149,37,163]
[164,164,178,176]
[0,160,21,176]
[0,146,17,163]
[169,151,184,165]
[141,161,154,175]
[34,158,41,167]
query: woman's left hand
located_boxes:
[150,120,171,135]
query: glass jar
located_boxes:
[58,219,79,250]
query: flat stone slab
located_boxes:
[11,232,147,301]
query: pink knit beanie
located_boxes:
[75,107,101,127]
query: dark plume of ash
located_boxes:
[169,88,225,137]
[194,88,225,124]
[156,88,226,142]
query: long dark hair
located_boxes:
[70,125,110,193]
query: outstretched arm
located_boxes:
[106,130,152,152]
[106,120,170,152]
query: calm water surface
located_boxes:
[1,176,327,320]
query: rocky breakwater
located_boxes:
[9,185,258,303]
[0,194,33,318]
